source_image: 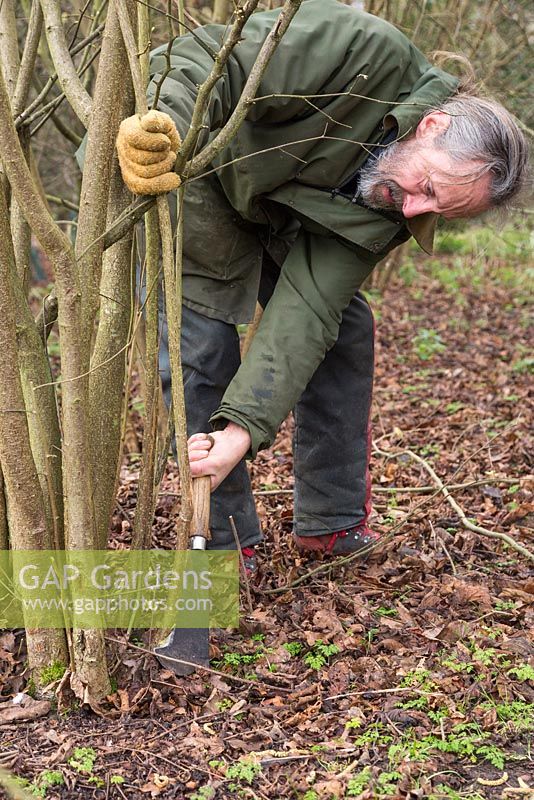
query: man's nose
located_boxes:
[402,194,431,218]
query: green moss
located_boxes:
[39,661,67,686]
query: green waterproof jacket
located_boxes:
[147,0,459,456]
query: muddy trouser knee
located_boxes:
[293,292,374,537]
[159,305,262,550]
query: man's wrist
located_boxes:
[223,422,252,454]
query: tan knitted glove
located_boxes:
[116,110,182,195]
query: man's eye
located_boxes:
[425,183,434,198]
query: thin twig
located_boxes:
[252,478,518,496]
[187,0,305,176]
[431,520,457,576]
[176,0,262,171]
[39,0,93,126]
[229,515,253,613]
[375,447,534,562]
[324,686,440,702]
[28,47,101,136]
[15,24,104,128]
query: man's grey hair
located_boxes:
[431,94,530,209]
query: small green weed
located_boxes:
[428,707,449,723]
[377,771,402,795]
[214,639,275,675]
[18,770,65,798]
[512,357,534,374]
[413,328,446,360]
[190,787,215,800]
[283,641,303,657]
[375,606,398,617]
[364,627,380,648]
[398,695,429,711]
[303,641,340,671]
[346,767,371,796]
[445,401,464,414]
[494,598,517,610]
[351,722,393,747]
[68,747,97,774]
[471,645,496,666]
[388,722,507,769]
[418,443,440,457]
[225,757,261,785]
[399,668,437,691]
[508,664,534,682]
[481,699,534,732]
[441,656,474,674]
[430,785,485,800]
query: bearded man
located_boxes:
[116,0,528,573]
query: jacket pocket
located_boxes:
[179,174,261,282]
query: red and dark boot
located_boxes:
[294,523,379,555]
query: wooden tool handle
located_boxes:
[191,475,212,540]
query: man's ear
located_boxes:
[416,110,451,141]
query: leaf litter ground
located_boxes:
[1,230,533,800]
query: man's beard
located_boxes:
[358,137,415,213]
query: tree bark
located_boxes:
[115,0,195,544]
[0,0,20,200]
[10,130,32,297]
[0,467,8,551]
[11,259,64,551]
[89,162,134,548]
[12,0,43,119]
[39,0,92,127]
[67,1,135,699]
[0,60,107,699]
[76,2,133,352]
[131,207,160,551]
[0,0,20,99]
[0,185,68,680]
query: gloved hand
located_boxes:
[116,110,182,195]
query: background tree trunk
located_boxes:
[212,0,231,23]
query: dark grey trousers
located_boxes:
[159,269,375,550]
